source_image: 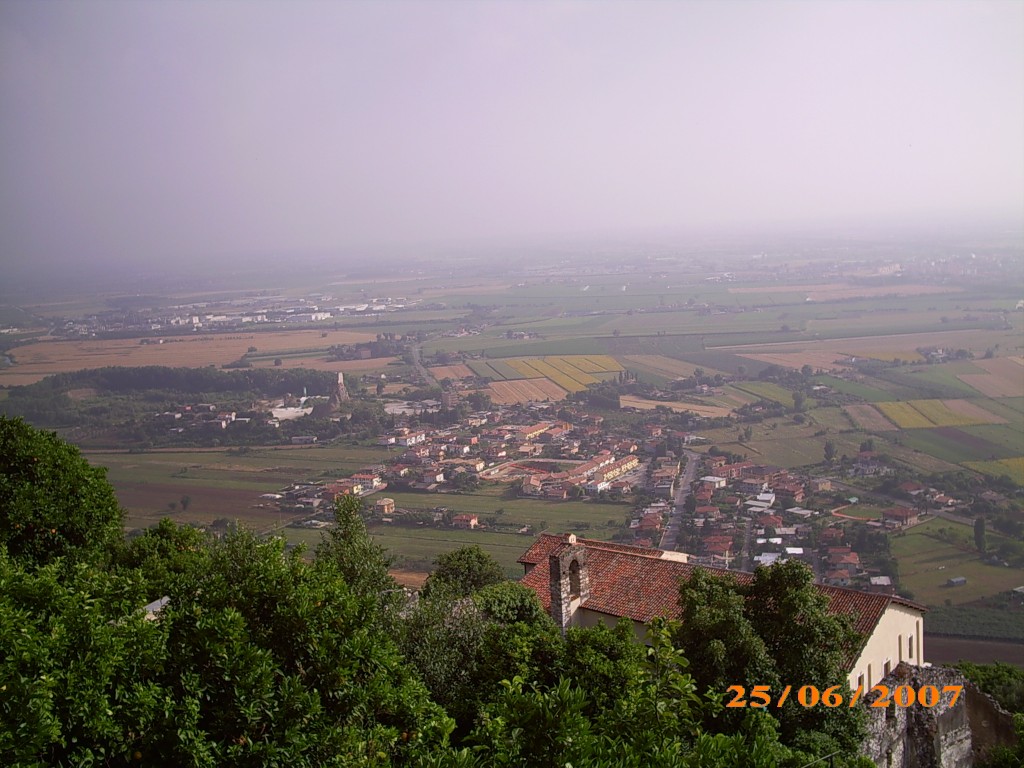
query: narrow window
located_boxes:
[908,635,914,660]
[898,634,903,663]
[569,559,581,599]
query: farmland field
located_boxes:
[728,282,962,302]
[428,363,475,380]
[813,375,896,402]
[486,378,568,404]
[739,350,848,372]
[890,519,1024,606]
[843,403,898,431]
[621,354,723,379]
[733,381,801,405]
[959,356,1024,398]
[0,329,376,385]
[876,399,1005,429]
[966,457,1024,485]
[898,427,1019,465]
[619,395,732,418]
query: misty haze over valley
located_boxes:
[1,2,1023,766]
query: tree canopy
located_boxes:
[0,415,124,567]
[1,419,880,767]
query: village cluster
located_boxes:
[260,398,958,595]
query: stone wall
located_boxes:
[861,663,1017,767]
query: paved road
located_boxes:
[660,449,701,551]
[409,343,439,388]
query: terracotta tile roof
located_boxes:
[518,534,924,669]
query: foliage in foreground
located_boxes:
[0,418,878,766]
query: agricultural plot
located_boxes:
[728,282,961,302]
[739,351,848,372]
[621,355,709,379]
[898,427,1018,465]
[557,355,623,373]
[806,407,856,432]
[874,399,1004,429]
[466,360,504,379]
[0,329,377,385]
[733,381,802,405]
[967,457,1024,486]
[959,357,1024,398]
[877,362,990,398]
[428,363,475,380]
[487,378,567,404]
[618,395,732,418]
[873,401,933,428]
[523,358,596,391]
[745,432,864,469]
[813,375,896,402]
[890,519,1024,607]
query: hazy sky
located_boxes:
[1,0,1022,268]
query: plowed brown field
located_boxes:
[1,329,376,385]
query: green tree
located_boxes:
[743,560,866,752]
[975,517,987,554]
[0,416,124,568]
[316,494,397,602]
[824,439,838,464]
[675,568,779,715]
[675,563,866,755]
[113,518,210,598]
[422,545,506,599]
[792,391,806,412]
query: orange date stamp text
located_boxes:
[725,683,962,709]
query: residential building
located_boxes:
[518,534,925,691]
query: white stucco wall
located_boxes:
[848,603,924,691]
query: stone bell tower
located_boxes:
[549,534,590,631]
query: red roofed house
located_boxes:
[518,533,925,690]
[883,507,919,528]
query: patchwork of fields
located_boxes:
[454,355,623,403]
[874,399,1006,429]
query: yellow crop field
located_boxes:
[875,401,933,429]
[876,399,1004,428]
[490,355,615,397]
[844,350,925,363]
[521,359,590,392]
[552,355,623,373]
[967,457,1024,485]
[486,378,568,404]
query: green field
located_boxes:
[87,445,631,569]
[890,519,1024,606]
[282,524,540,576]
[811,375,896,402]
[874,362,989,399]
[835,505,886,521]
[967,458,1024,485]
[733,381,803,405]
[898,426,1021,465]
